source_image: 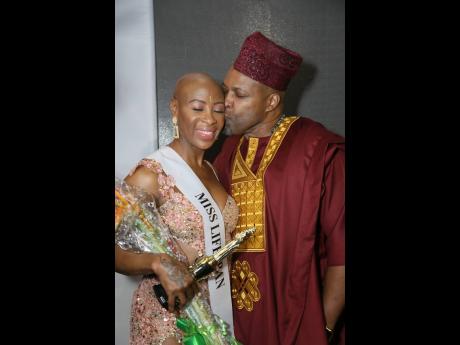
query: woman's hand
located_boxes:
[152,253,199,313]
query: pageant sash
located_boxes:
[149,146,234,333]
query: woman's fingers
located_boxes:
[191,281,200,298]
[155,254,199,311]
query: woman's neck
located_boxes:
[168,140,206,169]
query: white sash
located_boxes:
[149,146,234,332]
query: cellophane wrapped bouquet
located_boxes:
[115,178,241,345]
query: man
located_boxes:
[213,32,345,345]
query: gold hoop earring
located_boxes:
[172,118,179,139]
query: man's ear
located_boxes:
[265,92,281,112]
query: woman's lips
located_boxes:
[196,129,216,140]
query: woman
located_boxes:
[115,72,239,345]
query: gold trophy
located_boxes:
[154,227,256,309]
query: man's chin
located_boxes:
[223,125,234,136]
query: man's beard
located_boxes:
[223,121,233,136]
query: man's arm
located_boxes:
[320,144,345,332]
[323,265,345,329]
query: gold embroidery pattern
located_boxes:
[231,116,299,251]
[257,116,299,176]
[245,137,259,169]
[231,165,265,251]
[232,158,247,180]
[231,260,260,312]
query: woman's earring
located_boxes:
[172,117,180,139]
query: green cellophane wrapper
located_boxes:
[115,178,241,345]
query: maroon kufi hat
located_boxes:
[233,31,303,91]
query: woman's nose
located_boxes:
[202,107,217,123]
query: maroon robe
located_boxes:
[213,117,345,345]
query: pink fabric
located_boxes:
[128,159,239,345]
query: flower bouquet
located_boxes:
[115,178,241,345]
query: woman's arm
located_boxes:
[115,165,198,312]
[115,245,197,312]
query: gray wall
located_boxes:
[154,0,345,148]
[115,0,157,343]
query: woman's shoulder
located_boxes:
[125,157,172,198]
[128,158,163,176]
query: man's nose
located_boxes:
[225,92,233,108]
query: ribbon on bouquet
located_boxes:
[176,317,242,345]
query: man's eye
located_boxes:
[193,108,203,111]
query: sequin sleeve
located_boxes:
[129,159,177,200]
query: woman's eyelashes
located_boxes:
[191,104,224,113]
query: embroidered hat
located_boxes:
[233,31,303,91]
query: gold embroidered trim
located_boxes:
[231,160,265,251]
[231,260,261,312]
[231,116,299,251]
[245,137,259,170]
[257,116,298,177]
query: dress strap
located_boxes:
[205,160,220,182]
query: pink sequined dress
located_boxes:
[128,158,239,345]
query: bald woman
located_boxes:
[115,73,239,345]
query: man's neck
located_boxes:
[244,112,284,138]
